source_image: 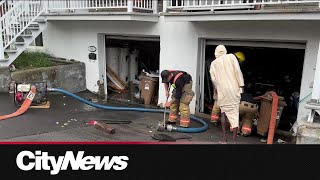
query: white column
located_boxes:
[162,0,167,12]
[127,0,133,12]
[42,0,49,13]
[152,0,158,14]
[158,17,199,113]
[296,39,319,124]
[311,41,320,101]
[0,24,4,60]
[97,33,107,99]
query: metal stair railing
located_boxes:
[0,0,46,60]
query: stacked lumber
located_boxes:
[106,66,128,93]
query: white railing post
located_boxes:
[43,0,49,13]
[311,41,320,101]
[127,0,133,12]
[152,0,158,14]
[163,0,167,12]
[0,24,4,60]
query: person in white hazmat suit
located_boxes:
[210,45,245,144]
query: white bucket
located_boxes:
[106,48,120,74]
[118,48,130,83]
[129,49,139,82]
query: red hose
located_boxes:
[0,86,37,121]
[266,91,279,144]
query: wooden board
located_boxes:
[107,66,128,88]
[29,101,51,109]
[107,73,125,90]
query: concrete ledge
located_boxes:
[296,117,320,144]
[305,101,320,110]
[0,67,11,92]
[10,61,86,93]
[45,12,159,22]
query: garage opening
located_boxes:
[104,36,160,106]
[202,42,305,134]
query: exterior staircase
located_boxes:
[0,0,47,67]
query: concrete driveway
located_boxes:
[0,90,269,143]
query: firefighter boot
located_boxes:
[239,101,258,137]
[167,101,179,124]
[211,99,221,124]
[179,103,190,128]
[179,83,194,128]
[241,113,254,136]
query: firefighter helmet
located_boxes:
[234,52,245,63]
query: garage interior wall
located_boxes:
[104,36,160,105]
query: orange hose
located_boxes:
[266,91,279,144]
[0,86,37,121]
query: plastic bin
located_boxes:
[256,93,287,137]
[139,76,158,105]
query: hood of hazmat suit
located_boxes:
[215,44,227,58]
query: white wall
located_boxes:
[43,19,320,123]
[159,20,320,120]
[157,17,199,114]
[43,20,160,92]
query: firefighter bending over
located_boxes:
[161,70,194,128]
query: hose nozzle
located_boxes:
[166,124,176,132]
[156,122,177,132]
[47,88,55,92]
[156,121,166,132]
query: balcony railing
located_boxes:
[0,0,20,17]
[45,0,158,14]
[163,0,320,12]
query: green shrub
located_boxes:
[13,51,54,70]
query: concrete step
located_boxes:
[296,118,320,144]
[11,23,40,26]
[5,49,18,53]
[19,34,33,38]
[35,18,47,23]
[14,42,25,45]
[0,58,9,62]
[20,18,47,23]
[26,27,40,30]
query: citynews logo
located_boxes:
[16,151,129,175]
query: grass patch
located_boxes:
[13,51,55,70]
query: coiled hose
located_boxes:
[48,88,208,133]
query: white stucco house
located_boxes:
[1,0,320,142]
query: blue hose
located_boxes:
[48,88,209,133]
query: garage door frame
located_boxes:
[100,35,161,98]
[198,39,306,114]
